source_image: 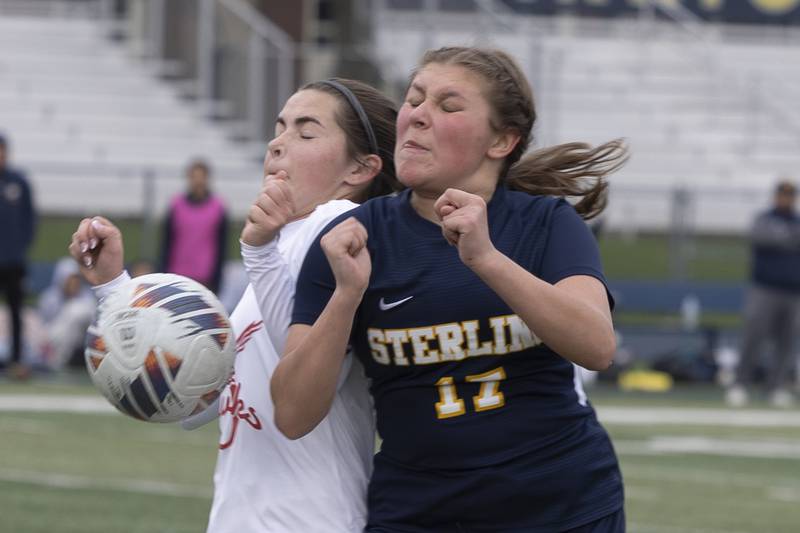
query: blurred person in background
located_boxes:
[727,180,800,408]
[160,159,228,294]
[0,133,37,380]
[37,257,95,369]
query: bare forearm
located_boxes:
[471,251,615,370]
[271,289,361,439]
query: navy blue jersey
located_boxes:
[293,186,623,531]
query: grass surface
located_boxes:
[597,233,749,282]
[32,218,749,282]
[0,376,217,533]
[0,411,217,533]
[2,379,799,532]
[30,216,245,266]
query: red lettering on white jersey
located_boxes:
[219,320,264,449]
[236,320,263,353]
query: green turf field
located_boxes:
[597,233,748,282]
[1,379,799,532]
[0,379,217,533]
[29,217,245,269]
[31,217,750,282]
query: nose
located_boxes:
[408,101,430,129]
[267,135,283,159]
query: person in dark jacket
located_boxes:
[728,180,800,407]
[0,134,37,380]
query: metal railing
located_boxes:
[126,0,295,144]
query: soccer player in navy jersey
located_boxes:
[272,46,628,532]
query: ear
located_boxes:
[487,130,520,161]
[344,154,383,187]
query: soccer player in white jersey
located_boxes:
[69,78,401,532]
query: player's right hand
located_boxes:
[241,170,295,247]
[320,217,371,297]
[68,216,125,286]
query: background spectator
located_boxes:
[727,180,800,408]
[159,159,228,294]
[0,133,36,380]
[38,257,95,369]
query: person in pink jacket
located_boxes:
[160,159,228,294]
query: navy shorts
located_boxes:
[565,508,625,533]
[365,507,624,533]
[364,443,624,533]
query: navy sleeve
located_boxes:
[539,201,614,309]
[291,217,345,326]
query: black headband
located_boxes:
[319,79,379,156]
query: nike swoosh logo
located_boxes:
[379,296,414,311]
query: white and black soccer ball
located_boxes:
[85,273,235,423]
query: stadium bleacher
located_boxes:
[374,4,800,233]
[0,10,263,217]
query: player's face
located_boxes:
[395,63,500,194]
[264,89,355,218]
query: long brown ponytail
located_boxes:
[507,140,627,220]
[417,47,627,220]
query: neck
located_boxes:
[409,192,439,223]
[189,191,209,202]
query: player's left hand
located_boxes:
[434,188,497,269]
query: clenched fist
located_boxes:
[320,217,371,298]
[434,188,497,269]
[68,216,125,286]
[241,170,296,247]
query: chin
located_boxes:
[398,165,431,188]
[398,175,427,190]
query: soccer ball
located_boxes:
[84,273,235,423]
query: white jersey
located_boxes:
[207,200,375,533]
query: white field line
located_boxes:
[768,486,800,503]
[615,436,800,459]
[624,484,660,501]
[0,394,114,414]
[0,467,211,499]
[3,396,800,428]
[597,407,800,427]
[622,463,800,491]
[0,413,215,447]
[0,417,54,434]
[629,523,751,533]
